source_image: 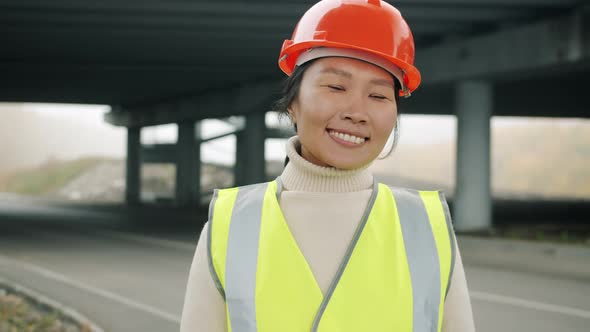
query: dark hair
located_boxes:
[272,59,402,165]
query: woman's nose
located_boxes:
[340,97,369,123]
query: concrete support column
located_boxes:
[234,130,246,186]
[454,81,492,232]
[176,121,201,206]
[234,112,266,186]
[125,126,141,205]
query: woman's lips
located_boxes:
[327,129,367,145]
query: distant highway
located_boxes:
[0,195,588,332]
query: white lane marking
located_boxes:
[90,229,196,252]
[18,227,590,321]
[471,290,590,319]
[0,254,181,323]
[32,227,197,252]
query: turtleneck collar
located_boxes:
[279,136,374,193]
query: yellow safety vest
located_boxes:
[208,178,456,332]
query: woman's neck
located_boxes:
[279,136,374,192]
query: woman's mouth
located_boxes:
[328,130,367,145]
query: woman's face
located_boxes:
[289,57,398,169]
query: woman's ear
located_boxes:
[288,106,296,124]
[287,106,298,133]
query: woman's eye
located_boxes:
[370,94,387,100]
[327,85,344,91]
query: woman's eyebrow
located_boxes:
[370,78,395,89]
[320,67,394,89]
[320,67,352,78]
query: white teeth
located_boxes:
[329,130,366,145]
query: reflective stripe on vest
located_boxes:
[208,180,455,332]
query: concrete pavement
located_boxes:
[0,198,588,331]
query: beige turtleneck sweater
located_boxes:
[180,137,475,332]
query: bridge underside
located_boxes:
[1,0,589,231]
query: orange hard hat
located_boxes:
[278,0,421,97]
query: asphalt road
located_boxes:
[0,195,588,332]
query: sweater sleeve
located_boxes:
[180,222,227,332]
[442,239,476,332]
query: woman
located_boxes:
[180,0,475,331]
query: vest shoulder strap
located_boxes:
[386,186,456,300]
[438,192,457,299]
[207,188,225,300]
[207,182,271,301]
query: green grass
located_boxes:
[0,157,105,195]
[0,292,90,332]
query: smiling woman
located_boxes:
[287,57,397,169]
[286,57,399,169]
[180,1,475,331]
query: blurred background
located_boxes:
[0,1,588,331]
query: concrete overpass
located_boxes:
[1,0,589,231]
